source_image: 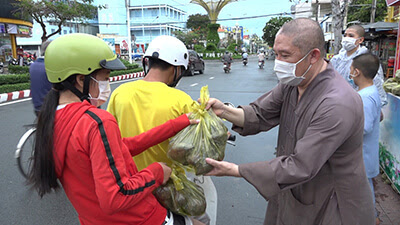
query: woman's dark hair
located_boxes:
[28,75,76,197]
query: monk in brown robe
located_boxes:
[205,18,374,225]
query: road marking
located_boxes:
[209,77,214,80]
[0,98,31,107]
[190,83,198,87]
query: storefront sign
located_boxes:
[0,24,5,33]
[17,25,31,35]
[103,38,115,53]
[7,24,17,34]
[386,0,400,6]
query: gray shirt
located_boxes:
[234,63,374,225]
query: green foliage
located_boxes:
[8,65,30,74]
[262,17,293,47]
[173,30,200,47]
[207,23,220,45]
[0,74,30,85]
[194,44,206,53]
[13,0,100,42]
[227,43,238,53]
[119,59,140,70]
[205,43,219,53]
[110,68,143,77]
[347,0,387,23]
[0,83,30,94]
[187,14,210,41]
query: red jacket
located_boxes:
[53,101,189,225]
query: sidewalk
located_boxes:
[0,72,144,104]
[375,171,400,225]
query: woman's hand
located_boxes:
[205,158,241,177]
[157,162,172,184]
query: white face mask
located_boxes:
[274,50,312,86]
[89,76,111,107]
[341,37,359,51]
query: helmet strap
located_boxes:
[168,67,181,87]
[142,57,148,77]
[61,75,91,102]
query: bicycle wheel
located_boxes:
[15,127,36,179]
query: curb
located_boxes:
[0,71,145,104]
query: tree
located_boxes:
[347,0,387,23]
[186,14,210,41]
[13,0,99,43]
[332,0,348,54]
[262,17,292,47]
[173,30,200,48]
[190,0,237,45]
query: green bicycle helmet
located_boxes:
[45,33,126,83]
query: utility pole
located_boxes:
[315,0,319,22]
[370,0,377,23]
[125,0,132,63]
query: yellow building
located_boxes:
[0,0,33,63]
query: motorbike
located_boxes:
[223,62,231,73]
[9,57,19,66]
[258,60,264,69]
[242,58,248,66]
[0,62,3,74]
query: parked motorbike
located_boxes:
[242,58,248,66]
[258,60,264,69]
[0,62,3,74]
[223,62,231,73]
[9,57,19,66]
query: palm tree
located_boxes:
[190,0,238,23]
[190,0,238,45]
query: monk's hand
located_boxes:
[205,158,241,177]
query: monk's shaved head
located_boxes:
[277,18,325,57]
[347,25,365,38]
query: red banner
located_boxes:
[387,0,400,6]
[394,20,400,76]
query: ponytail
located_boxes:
[28,75,76,197]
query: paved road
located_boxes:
[0,55,279,225]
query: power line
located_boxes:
[92,10,310,26]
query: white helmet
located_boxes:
[144,35,189,69]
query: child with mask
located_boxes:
[28,33,204,225]
[330,25,387,107]
[350,52,382,225]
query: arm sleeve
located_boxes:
[239,99,357,200]
[123,114,190,156]
[88,116,165,214]
[362,96,378,135]
[373,65,387,107]
[232,84,283,136]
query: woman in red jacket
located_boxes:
[28,33,204,225]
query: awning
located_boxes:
[362,22,398,32]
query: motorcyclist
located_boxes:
[258,50,265,67]
[242,52,248,65]
[222,51,233,69]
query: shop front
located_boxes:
[0,0,33,64]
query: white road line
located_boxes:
[190,83,198,87]
[209,77,214,80]
[0,98,32,107]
